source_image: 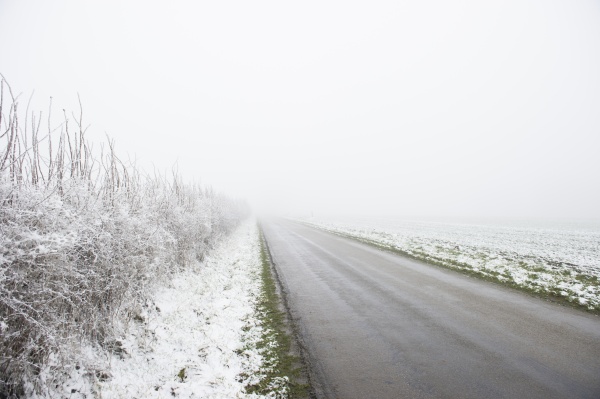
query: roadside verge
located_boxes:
[254,227,314,398]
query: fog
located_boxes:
[2,0,599,220]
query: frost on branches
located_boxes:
[0,79,248,397]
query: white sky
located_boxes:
[1,0,599,220]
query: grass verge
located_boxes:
[244,229,312,398]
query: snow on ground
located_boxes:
[299,217,600,311]
[52,220,269,399]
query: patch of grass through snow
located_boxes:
[243,230,311,398]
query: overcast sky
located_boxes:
[1,0,599,220]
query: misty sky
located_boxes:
[1,0,599,220]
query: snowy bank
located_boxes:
[30,220,279,398]
[93,220,272,398]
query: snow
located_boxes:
[30,220,273,399]
[299,216,600,311]
[99,220,268,398]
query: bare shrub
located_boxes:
[0,77,249,397]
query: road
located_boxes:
[261,219,600,399]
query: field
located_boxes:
[300,216,600,311]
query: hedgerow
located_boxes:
[0,77,248,397]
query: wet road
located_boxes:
[261,219,600,399]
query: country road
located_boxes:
[260,219,600,399]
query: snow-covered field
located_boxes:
[32,220,280,399]
[299,216,600,311]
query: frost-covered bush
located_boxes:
[0,78,248,397]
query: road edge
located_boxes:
[258,224,318,399]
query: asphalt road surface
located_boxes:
[261,219,600,399]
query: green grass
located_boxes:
[243,229,311,398]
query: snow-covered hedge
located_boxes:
[0,79,248,397]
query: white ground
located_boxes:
[99,220,266,398]
[34,220,274,399]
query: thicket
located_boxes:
[0,77,248,397]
